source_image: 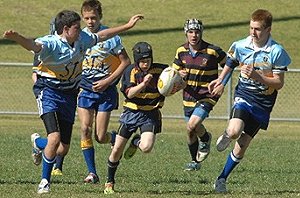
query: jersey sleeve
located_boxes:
[120,65,136,95]
[226,42,240,68]
[271,45,291,73]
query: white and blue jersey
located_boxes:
[80,26,123,92]
[226,36,291,113]
[33,31,99,122]
[33,31,99,95]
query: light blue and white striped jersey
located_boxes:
[33,30,99,93]
[80,26,123,91]
[227,36,291,112]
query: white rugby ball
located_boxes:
[157,67,186,96]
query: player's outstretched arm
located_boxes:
[97,14,144,42]
[3,30,42,53]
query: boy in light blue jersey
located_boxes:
[77,0,131,184]
[30,18,66,177]
[3,10,143,194]
[208,9,291,193]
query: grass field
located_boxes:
[1,0,300,197]
[0,115,300,198]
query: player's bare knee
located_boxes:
[226,128,240,139]
[139,142,153,153]
[81,126,92,137]
[186,122,196,133]
[140,146,152,153]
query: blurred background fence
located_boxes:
[1,63,299,121]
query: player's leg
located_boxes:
[94,111,113,144]
[35,87,77,194]
[189,102,213,163]
[78,106,99,183]
[31,134,66,175]
[215,108,260,193]
[124,109,161,159]
[138,132,155,153]
[94,86,118,146]
[104,124,134,194]
[38,112,61,194]
[52,118,73,176]
[31,133,47,166]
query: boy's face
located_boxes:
[138,58,152,72]
[186,29,201,46]
[65,21,81,44]
[82,9,101,33]
[249,20,271,47]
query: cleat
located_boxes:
[216,133,231,152]
[184,161,201,171]
[104,182,115,194]
[31,133,42,166]
[84,172,99,184]
[214,177,227,193]
[37,178,50,194]
[51,168,63,176]
[197,132,212,162]
[124,134,140,160]
[110,130,117,148]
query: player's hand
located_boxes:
[178,69,187,79]
[126,14,144,29]
[208,79,221,93]
[143,73,153,85]
[241,64,254,78]
[3,30,19,40]
[210,84,225,97]
[92,79,110,92]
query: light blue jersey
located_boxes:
[227,36,291,113]
[80,26,123,91]
[33,31,99,95]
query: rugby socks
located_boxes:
[42,154,56,182]
[81,139,97,174]
[188,140,199,162]
[110,131,116,145]
[199,131,209,142]
[35,137,47,150]
[106,160,120,183]
[53,155,64,171]
[218,151,242,180]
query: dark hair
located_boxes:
[81,0,103,20]
[251,9,272,28]
[55,10,81,34]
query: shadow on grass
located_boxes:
[1,15,300,45]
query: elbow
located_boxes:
[276,83,284,90]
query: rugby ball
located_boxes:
[157,67,186,96]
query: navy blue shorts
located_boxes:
[118,109,162,138]
[232,97,270,130]
[77,86,118,112]
[184,102,213,121]
[36,87,77,124]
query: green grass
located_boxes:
[1,0,300,119]
[0,115,300,198]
